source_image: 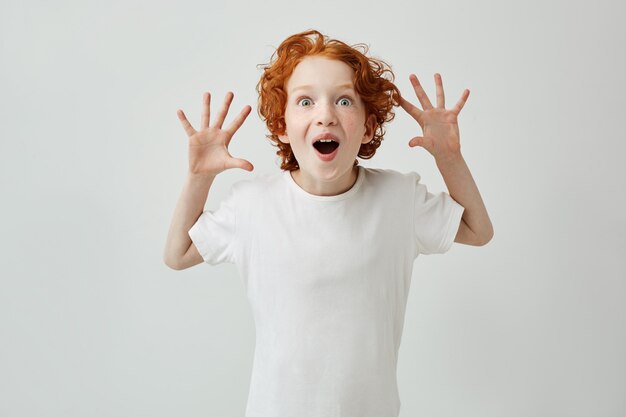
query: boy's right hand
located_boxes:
[177,91,254,178]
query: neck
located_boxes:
[291,165,359,196]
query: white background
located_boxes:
[1,0,624,416]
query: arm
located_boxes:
[436,153,493,246]
[164,90,254,270]
[163,174,216,270]
[399,73,493,246]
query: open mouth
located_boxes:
[313,140,339,154]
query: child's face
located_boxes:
[278,56,376,188]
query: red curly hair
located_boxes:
[256,29,402,171]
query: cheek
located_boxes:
[283,109,299,127]
[344,116,364,136]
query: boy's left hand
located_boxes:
[399,73,470,162]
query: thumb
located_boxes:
[408,136,425,148]
[227,158,254,172]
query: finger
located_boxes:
[408,136,425,148]
[226,157,254,172]
[435,73,445,109]
[201,92,211,130]
[398,96,423,122]
[451,89,470,115]
[212,91,234,129]
[177,109,197,137]
[409,74,434,110]
[224,105,252,146]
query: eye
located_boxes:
[338,97,352,106]
[295,96,354,107]
[296,97,312,107]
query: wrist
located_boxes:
[186,172,216,186]
[435,151,464,166]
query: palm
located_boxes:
[177,91,254,176]
[188,127,236,173]
[399,73,469,160]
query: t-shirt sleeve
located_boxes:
[187,184,239,265]
[412,172,465,255]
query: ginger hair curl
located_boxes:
[255,29,402,171]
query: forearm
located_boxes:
[435,152,493,243]
[163,174,216,267]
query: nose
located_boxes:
[315,101,337,126]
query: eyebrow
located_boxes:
[289,83,355,94]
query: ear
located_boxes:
[278,132,290,144]
[361,113,377,144]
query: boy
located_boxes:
[164,29,493,417]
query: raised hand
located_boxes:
[177,91,254,177]
[399,73,469,161]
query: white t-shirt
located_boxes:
[188,165,465,417]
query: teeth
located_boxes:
[318,139,335,143]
